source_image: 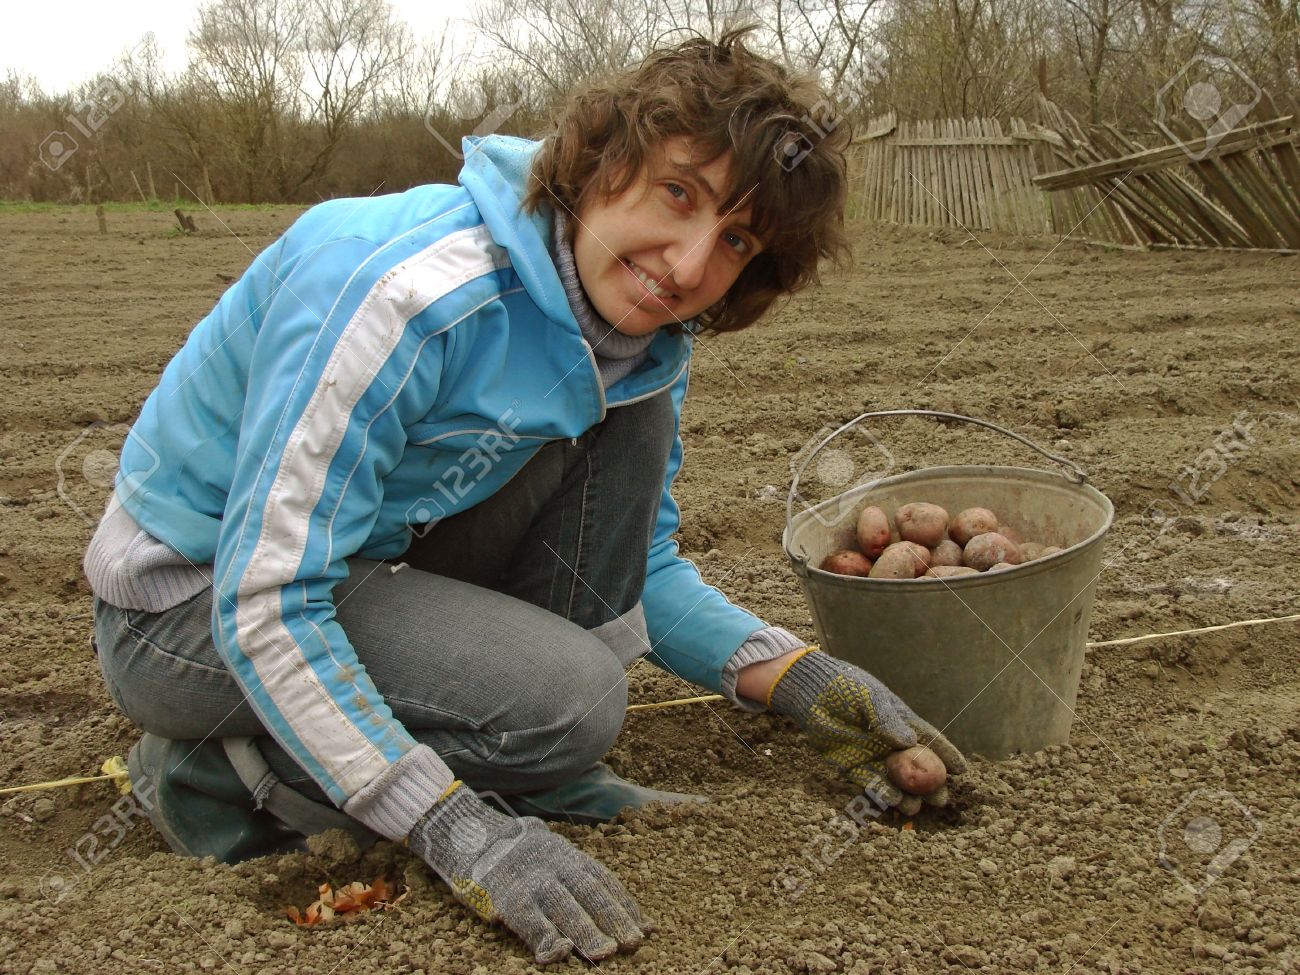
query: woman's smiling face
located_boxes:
[570,138,763,336]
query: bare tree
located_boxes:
[1219,0,1300,114]
[287,0,413,192]
[185,0,412,199]
[767,0,885,99]
[119,35,222,203]
[1059,0,1140,122]
[188,0,305,200]
[467,0,663,102]
[465,0,777,107]
[372,30,449,119]
[869,0,1042,118]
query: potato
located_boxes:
[885,745,948,795]
[855,506,892,559]
[1039,545,1064,558]
[963,532,1024,571]
[898,541,932,575]
[868,544,920,579]
[930,539,964,567]
[950,507,1000,546]
[820,550,873,577]
[997,524,1025,545]
[895,502,949,548]
[924,564,979,578]
[1019,541,1045,561]
[988,561,1016,571]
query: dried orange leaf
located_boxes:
[286,877,402,926]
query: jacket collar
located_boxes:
[456,135,692,403]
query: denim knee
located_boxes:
[556,639,629,770]
[497,632,628,787]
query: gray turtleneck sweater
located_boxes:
[550,208,656,389]
[83,205,804,710]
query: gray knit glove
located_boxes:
[408,782,648,964]
[769,650,967,813]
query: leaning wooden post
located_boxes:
[130,170,148,203]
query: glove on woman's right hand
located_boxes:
[408,782,648,964]
[768,649,966,811]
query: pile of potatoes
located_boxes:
[819,503,1065,580]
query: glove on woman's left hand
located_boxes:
[767,649,966,812]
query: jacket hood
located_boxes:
[457,135,570,321]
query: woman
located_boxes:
[86,28,964,964]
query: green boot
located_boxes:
[503,762,707,826]
[127,734,375,863]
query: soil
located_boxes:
[1,208,1298,975]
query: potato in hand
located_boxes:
[885,745,948,795]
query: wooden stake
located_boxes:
[130,170,147,203]
[145,162,157,201]
[96,205,106,235]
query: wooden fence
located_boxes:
[853,105,1300,252]
[853,112,1052,235]
[1033,99,1300,252]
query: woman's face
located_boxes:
[571,138,763,336]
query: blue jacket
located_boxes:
[114,136,767,806]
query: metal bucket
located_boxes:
[782,411,1114,760]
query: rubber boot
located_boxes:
[127,733,307,863]
[502,762,708,826]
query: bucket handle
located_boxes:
[785,409,1088,548]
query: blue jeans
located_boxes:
[92,390,677,804]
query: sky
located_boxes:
[0,0,468,94]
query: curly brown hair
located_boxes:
[522,26,853,334]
